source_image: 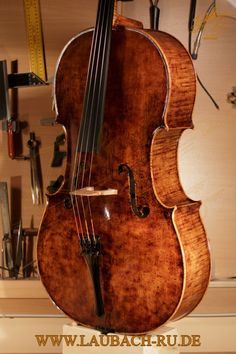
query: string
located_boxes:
[70,0,106,242]
[78,0,110,185]
[77,0,114,241]
[80,0,113,184]
[71,0,113,242]
[87,0,115,187]
[75,0,109,241]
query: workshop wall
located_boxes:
[0,0,98,277]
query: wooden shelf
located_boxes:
[0,279,236,299]
[209,279,236,288]
[0,279,48,299]
[0,279,235,317]
[0,279,62,316]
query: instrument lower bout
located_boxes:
[38,187,184,333]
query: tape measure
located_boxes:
[23,0,47,82]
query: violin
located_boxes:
[37,0,211,333]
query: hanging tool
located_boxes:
[150,0,160,30]
[0,182,14,278]
[0,60,18,159]
[192,1,216,60]
[0,0,48,134]
[23,0,47,82]
[8,60,21,159]
[14,220,23,279]
[23,217,36,278]
[0,61,10,122]
[27,132,43,205]
[12,221,38,278]
[188,0,219,110]
[188,0,197,53]
[0,0,47,138]
[0,58,45,160]
[1,60,26,160]
[47,175,64,194]
[228,87,236,106]
[51,134,66,167]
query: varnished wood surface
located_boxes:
[171,203,210,320]
[37,28,210,333]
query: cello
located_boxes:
[37,0,211,333]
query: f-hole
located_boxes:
[118,164,150,218]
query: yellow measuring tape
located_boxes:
[23,0,47,82]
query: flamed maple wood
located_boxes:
[37,27,211,333]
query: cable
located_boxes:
[197,74,220,109]
[215,0,236,22]
[188,0,220,110]
[192,1,216,59]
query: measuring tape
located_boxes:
[23,0,47,82]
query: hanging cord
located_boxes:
[150,0,160,30]
[188,0,197,54]
[191,1,216,59]
[192,1,236,56]
[188,0,219,110]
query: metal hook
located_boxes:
[150,0,159,6]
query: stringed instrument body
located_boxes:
[37,0,211,333]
